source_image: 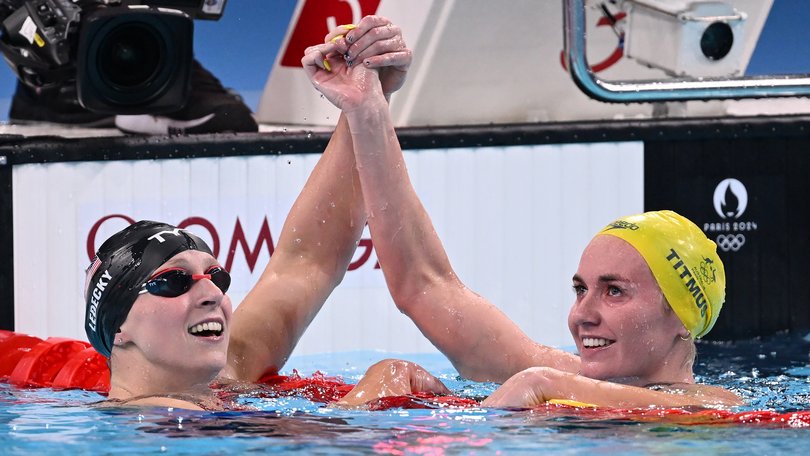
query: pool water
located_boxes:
[1,332,809,455]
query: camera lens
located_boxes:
[98,23,164,89]
[77,9,194,113]
[700,22,734,61]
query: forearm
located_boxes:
[552,375,742,408]
[226,115,366,381]
[483,367,738,409]
[263,113,367,358]
[545,371,697,408]
[346,103,454,304]
[274,113,367,281]
[345,102,553,382]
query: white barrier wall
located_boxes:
[13,141,643,355]
[258,0,772,126]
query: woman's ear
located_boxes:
[114,328,132,346]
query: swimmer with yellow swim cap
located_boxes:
[337,208,741,408]
[566,210,726,386]
[305,36,742,407]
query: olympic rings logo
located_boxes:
[716,234,746,252]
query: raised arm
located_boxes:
[224,114,362,381]
[303,25,579,383]
[224,17,409,381]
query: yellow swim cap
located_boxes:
[597,210,725,339]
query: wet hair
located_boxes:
[84,221,213,357]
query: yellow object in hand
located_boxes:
[547,399,598,408]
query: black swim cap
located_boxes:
[84,220,213,358]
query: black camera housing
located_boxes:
[0,0,228,114]
[0,0,82,88]
[124,0,227,21]
[76,7,193,113]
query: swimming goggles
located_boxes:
[139,266,231,297]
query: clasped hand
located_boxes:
[302,15,412,112]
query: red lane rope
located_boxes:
[256,370,356,403]
[1,331,809,427]
[52,346,111,392]
[0,332,110,391]
[0,332,45,379]
[10,338,90,388]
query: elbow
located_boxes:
[455,365,491,383]
[388,277,434,316]
[391,288,416,314]
[385,274,421,314]
[389,269,459,315]
[330,264,350,288]
[453,362,511,384]
[326,246,358,289]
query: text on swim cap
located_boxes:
[87,269,113,333]
[605,220,640,231]
[666,249,708,318]
[147,228,187,243]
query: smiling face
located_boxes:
[567,235,690,385]
[114,250,233,385]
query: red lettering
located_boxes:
[280,0,381,68]
[225,217,275,273]
[178,216,220,258]
[88,214,381,272]
[86,214,136,260]
[348,239,373,271]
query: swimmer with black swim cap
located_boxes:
[85,221,226,358]
[84,220,236,408]
[79,15,414,409]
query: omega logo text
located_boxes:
[87,214,379,273]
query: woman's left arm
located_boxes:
[481,367,743,409]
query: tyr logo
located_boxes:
[148,228,186,243]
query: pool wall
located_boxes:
[2,117,809,356]
[3,134,641,354]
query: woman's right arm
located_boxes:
[339,61,580,383]
[299,21,579,382]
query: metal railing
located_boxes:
[562,0,810,102]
